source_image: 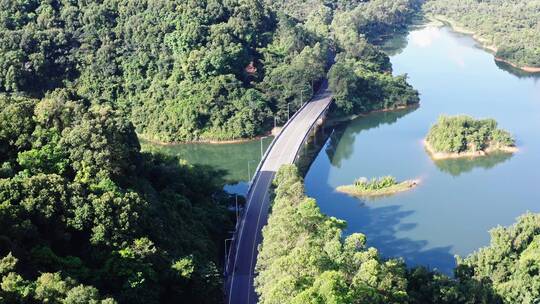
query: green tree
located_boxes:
[255,165,409,304]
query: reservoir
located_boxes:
[304,23,540,274]
[145,22,540,275]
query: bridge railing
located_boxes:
[293,95,332,163]
[225,99,310,276]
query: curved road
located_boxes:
[226,81,333,304]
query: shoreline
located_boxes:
[428,15,497,52]
[137,131,275,146]
[428,15,540,73]
[494,57,540,73]
[423,140,518,160]
[142,104,420,146]
[328,103,420,125]
[336,179,420,198]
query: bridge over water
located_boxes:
[226,81,333,304]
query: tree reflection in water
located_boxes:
[433,151,514,177]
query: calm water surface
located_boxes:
[144,23,540,274]
[141,137,273,195]
[304,24,540,274]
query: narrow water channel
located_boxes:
[304,23,540,274]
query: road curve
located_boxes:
[226,81,333,304]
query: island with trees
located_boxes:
[0,0,425,302]
[337,176,419,197]
[2,0,539,303]
[256,165,540,303]
[423,0,540,72]
[425,115,517,160]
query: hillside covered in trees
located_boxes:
[256,165,540,304]
[423,0,540,70]
[0,0,420,143]
[0,92,231,303]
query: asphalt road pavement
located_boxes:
[226,81,333,304]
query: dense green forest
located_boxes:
[255,165,410,303]
[0,0,420,143]
[0,92,232,303]
[0,0,424,302]
[423,0,540,69]
[256,165,540,304]
[425,115,515,154]
[328,0,421,115]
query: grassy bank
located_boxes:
[336,176,419,198]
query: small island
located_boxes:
[424,115,517,160]
[336,176,419,198]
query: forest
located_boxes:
[0,0,424,302]
[2,0,538,303]
[423,0,540,69]
[0,0,420,143]
[256,165,540,304]
[0,92,232,303]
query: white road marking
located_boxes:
[227,86,333,304]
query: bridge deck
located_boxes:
[227,82,333,304]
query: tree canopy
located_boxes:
[457,213,540,304]
[256,165,539,304]
[0,0,421,142]
[255,165,409,304]
[423,0,540,68]
[0,92,231,303]
[328,0,421,115]
[426,115,515,154]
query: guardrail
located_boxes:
[224,99,310,276]
[293,96,332,163]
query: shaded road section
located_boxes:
[226,81,333,304]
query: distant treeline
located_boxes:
[0,0,420,143]
[256,165,540,304]
[423,0,540,68]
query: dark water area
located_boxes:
[140,137,273,195]
[304,23,540,274]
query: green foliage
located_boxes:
[327,0,421,115]
[259,166,540,304]
[172,256,195,279]
[354,176,398,190]
[406,265,502,304]
[0,95,35,163]
[256,165,409,303]
[0,0,323,142]
[457,213,540,304]
[0,93,230,303]
[0,256,115,303]
[0,0,421,142]
[329,57,419,114]
[426,115,515,153]
[424,0,540,68]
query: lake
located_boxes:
[304,23,540,274]
[143,22,540,274]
